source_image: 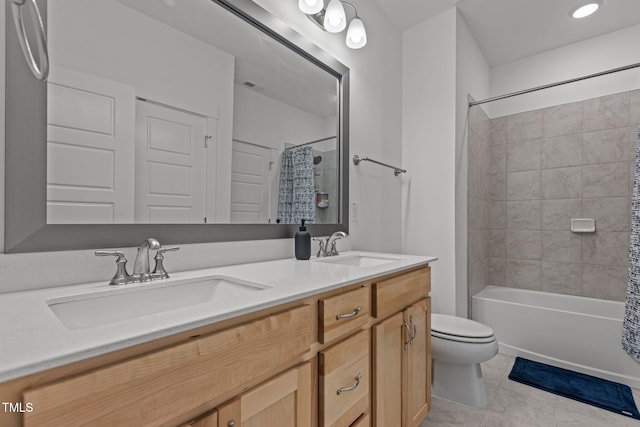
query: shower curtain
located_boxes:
[277,146,315,224]
[624,126,640,361]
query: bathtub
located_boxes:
[472,285,640,388]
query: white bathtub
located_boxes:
[472,285,640,388]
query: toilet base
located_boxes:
[432,360,488,408]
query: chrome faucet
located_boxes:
[314,231,348,257]
[133,238,161,281]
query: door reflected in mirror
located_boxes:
[46,0,340,225]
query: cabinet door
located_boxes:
[182,410,217,427]
[403,298,431,427]
[372,312,404,427]
[217,362,312,427]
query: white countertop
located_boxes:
[0,251,436,383]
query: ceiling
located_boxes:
[373,0,640,66]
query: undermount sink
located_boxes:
[47,276,272,329]
[314,254,399,268]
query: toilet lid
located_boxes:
[431,314,495,341]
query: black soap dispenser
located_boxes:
[295,219,311,260]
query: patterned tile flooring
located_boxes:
[420,354,640,426]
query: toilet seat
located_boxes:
[431,314,495,344]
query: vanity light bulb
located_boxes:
[346,17,367,49]
[298,0,323,15]
[324,0,346,33]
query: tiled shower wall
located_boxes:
[480,89,640,302]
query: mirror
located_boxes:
[4,0,349,252]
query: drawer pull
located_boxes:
[403,320,412,349]
[336,305,362,320]
[336,373,362,395]
[409,317,417,345]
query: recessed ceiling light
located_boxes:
[570,1,602,19]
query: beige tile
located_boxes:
[486,386,555,427]
[582,231,630,267]
[470,258,488,290]
[541,199,581,230]
[507,140,541,172]
[582,263,628,301]
[469,197,489,230]
[541,134,583,169]
[506,200,541,230]
[488,257,506,286]
[507,110,543,144]
[582,197,629,231]
[482,353,514,377]
[490,172,507,201]
[507,171,541,200]
[629,89,640,127]
[469,229,488,261]
[583,163,629,198]
[630,161,636,197]
[583,127,631,164]
[628,126,639,161]
[583,92,630,132]
[542,101,583,137]
[468,164,483,199]
[480,410,541,427]
[541,167,582,199]
[505,259,541,290]
[420,396,485,427]
[541,261,582,295]
[490,144,507,173]
[489,230,506,258]
[477,105,491,140]
[491,116,508,145]
[541,231,582,263]
[506,230,541,260]
[489,201,506,229]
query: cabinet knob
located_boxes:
[227,421,236,427]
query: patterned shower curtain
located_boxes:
[277,146,315,224]
[624,126,640,361]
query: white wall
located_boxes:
[454,11,490,316]
[402,9,457,315]
[489,24,640,118]
[0,0,403,293]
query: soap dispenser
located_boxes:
[295,219,311,260]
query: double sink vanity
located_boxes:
[0,251,435,426]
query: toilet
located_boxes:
[431,313,498,408]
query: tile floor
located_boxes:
[420,353,640,426]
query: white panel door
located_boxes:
[135,100,207,223]
[230,140,272,223]
[46,67,135,223]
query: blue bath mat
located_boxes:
[508,357,640,420]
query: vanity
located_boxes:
[0,252,434,426]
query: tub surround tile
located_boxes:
[541,261,582,296]
[507,110,543,143]
[505,259,541,290]
[507,170,541,200]
[541,231,582,263]
[582,163,629,198]
[582,231,630,267]
[489,172,507,201]
[506,230,541,260]
[542,101,583,137]
[541,167,582,199]
[582,197,629,231]
[583,92,630,132]
[507,139,541,172]
[488,230,506,258]
[582,264,627,301]
[541,199,582,230]
[630,89,640,126]
[583,127,631,164]
[490,144,507,173]
[488,257,506,285]
[506,200,541,230]
[490,116,507,145]
[489,201,506,229]
[541,134,583,169]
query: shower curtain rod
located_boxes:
[284,136,336,150]
[468,61,640,107]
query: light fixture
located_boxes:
[299,0,367,49]
[298,0,323,15]
[570,1,602,19]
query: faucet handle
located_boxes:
[95,250,131,285]
[152,246,180,279]
[313,237,329,257]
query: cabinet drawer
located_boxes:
[351,412,370,427]
[372,267,430,319]
[23,305,313,427]
[319,286,370,344]
[319,330,370,427]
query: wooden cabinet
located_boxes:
[3,264,432,427]
[217,362,312,427]
[372,298,431,427]
[319,330,370,427]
